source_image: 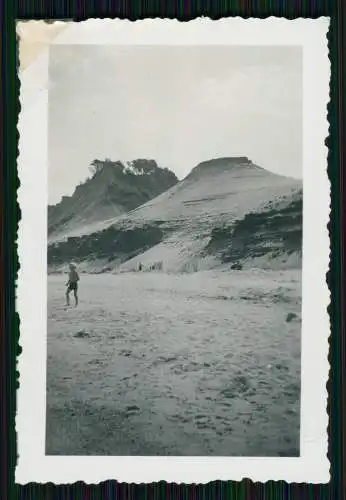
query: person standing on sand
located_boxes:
[66,262,79,306]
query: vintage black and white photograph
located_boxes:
[46,43,303,457]
[16,18,330,484]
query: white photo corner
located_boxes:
[16,17,330,484]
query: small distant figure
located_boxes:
[66,262,79,307]
[138,262,143,272]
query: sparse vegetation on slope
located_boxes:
[48,223,164,267]
[205,190,302,265]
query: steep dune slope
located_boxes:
[48,159,178,242]
[48,157,302,273]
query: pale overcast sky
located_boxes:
[48,45,302,204]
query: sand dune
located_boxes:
[48,157,302,274]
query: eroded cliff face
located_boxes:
[48,159,178,242]
[205,189,302,268]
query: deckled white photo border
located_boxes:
[16,17,331,484]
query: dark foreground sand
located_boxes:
[46,269,301,456]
